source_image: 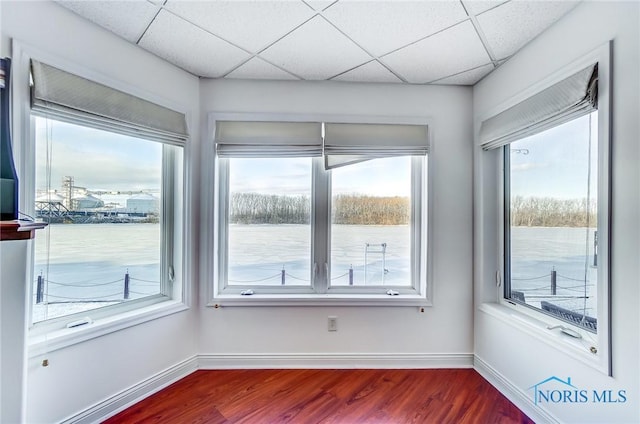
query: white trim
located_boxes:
[478,303,607,375]
[474,355,560,424]
[60,356,198,424]
[53,353,473,423]
[28,301,188,357]
[198,353,473,369]
[207,295,431,308]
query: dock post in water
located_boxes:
[550,268,557,295]
[36,274,44,304]
[281,267,285,285]
[124,271,130,299]
[349,265,354,285]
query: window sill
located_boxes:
[28,300,188,357]
[208,293,431,307]
[478,302,608,375]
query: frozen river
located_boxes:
[32,224,597,325]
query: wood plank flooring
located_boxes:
[103,369,533,423]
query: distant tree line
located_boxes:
[332,194,409,225]
[230,193,410,225]
[511,196,597,227]
[231,193,310,224]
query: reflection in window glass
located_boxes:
[330,157,412,286]
[227,157,312,286]
[507,112,598,332]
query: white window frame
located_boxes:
[205,113,433,307]
[479,43,611,375]
[11,42,191,354]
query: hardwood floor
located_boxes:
[104,369,533,423]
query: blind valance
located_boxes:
[323,123,429,169]
[30,60,189,145]
[479,64,597,150]
[215,121,323,158]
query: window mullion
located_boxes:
[161,145,174,296]
[312,157,329,293]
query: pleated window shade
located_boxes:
[479,63,598,150]
[215,121,323,158]
[30,60,189,145]
[323,123,429,169]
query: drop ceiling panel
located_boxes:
[139,10,251,78]
[433,63,494,85]
[54,0,581,86]
[164,0,315,53]
[332,60,402,83]
[56,0,159,43]
[226,57,299,80]
[477,0,578,60]
[323,1,468,57]
[259,16,373,80]
[382,20,491,84]
[461,0,508,16]
[303,0,337,12]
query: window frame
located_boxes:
[206,113,433,307]
[482,44,611,375]
[11,42,192,352]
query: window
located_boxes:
[505,112,599,332]
[213,120,429,302]
[27,59,187,330]
[480,59,609,346]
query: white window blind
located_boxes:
[479,64,598,150]
[323,123,429,169]
[30,60,189,145]
[215,121,323,158]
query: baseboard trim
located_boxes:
[474,355,560,424]
[61,355,198,424]
[198,353,474,369]
[60,353,475,423]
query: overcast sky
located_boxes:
[35,117,161,192]
[510,112,597,199]
[35,113,597,200]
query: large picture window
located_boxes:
[480,59,609,345]
[505,112,599,332]
[27,59,187,330]
[213,120,429,302]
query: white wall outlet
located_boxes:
[328,316,338,332]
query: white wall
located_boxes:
[473,2,639,423]
[1,2,200,422]
[199,79,475,361]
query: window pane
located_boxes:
[33,118,162,323]
[330,157,412,287]
[508,112,598,332]
[227,158,312,286]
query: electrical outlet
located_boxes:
[328,316,338,332]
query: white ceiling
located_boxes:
[56,0,579,85]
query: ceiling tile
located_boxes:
[323,1,468,57]
[56,0,159,43]
[477,0,579,59]
[303,0,337,11]
[259,16,373,80]
[382,20,491,84]
[432,63,494,85]
[164,0,315,53]
[332,60,402,83]
[461,0,508,16]
[139,10,251,78]
[226,57,299,81]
